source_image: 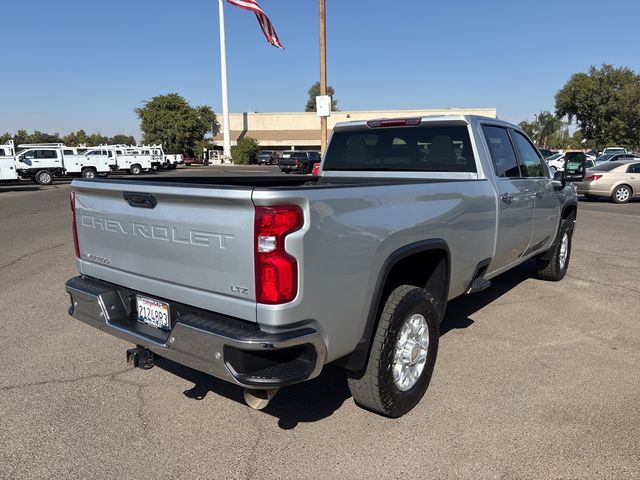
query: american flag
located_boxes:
[226,0,284,49]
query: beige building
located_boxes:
[212,107,497,152]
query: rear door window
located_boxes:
[482,125,520,178]
[512,131,546,177]
[627,163,640,174]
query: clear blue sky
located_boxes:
[3,0,639,139]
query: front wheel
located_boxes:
[535,218,573,281]
[129,165,142,175]
[34,170,53,185]
[612,185,632,204]
[348,285,440,418]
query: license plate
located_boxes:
[136,295,171,330]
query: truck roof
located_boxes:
[332,115,513,131]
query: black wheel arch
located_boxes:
[341,239,450,374]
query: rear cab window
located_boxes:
[323,125,477,172]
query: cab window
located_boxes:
[512,131,546,177]
[482,125,520,178]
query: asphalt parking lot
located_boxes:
[1,167,639,479]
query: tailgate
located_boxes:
[73,180,257,322]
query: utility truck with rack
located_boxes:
[100,145,160,175]
[0,140,18,181]
[64,115,585,417]
[15,143,112,184]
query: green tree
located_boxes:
[230,137,260,165]
[135,93,219,154]
[27,131,62,144]
[305,81,338,112]
[109,134,136,145]
[555,64,640,149]
[0,132,11,144]
[518,120,537,140]
[63,129,89,146]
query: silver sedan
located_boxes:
[575,161,640,203]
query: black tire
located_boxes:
[535,218,573,281]
[612,184,632,204]
[283,170,290,174]
[301,163,310,175]
[34,169,53,185]
[348,285,440,418]
[81,168,96,179]
[129,165,142,175]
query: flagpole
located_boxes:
[218,0,232,163]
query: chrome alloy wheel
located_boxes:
[615,186,631,203]
[559,232,569,270]
[393,313,429,391]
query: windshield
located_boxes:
[546,153,563,161]
[595,154,613,163]
[604,148,625,154]
[323,125,476,172]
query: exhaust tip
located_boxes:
[244,388,279,410]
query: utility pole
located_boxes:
[319,0,327,154]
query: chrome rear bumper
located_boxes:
[65,276,326,388]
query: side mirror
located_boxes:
[551,170,565,190]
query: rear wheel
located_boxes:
[34,170,53,185]
[348,285,440,418]
[129,164,142,175]
[301,163,310,175]
[612,185,632,204]
[81,168,96,179]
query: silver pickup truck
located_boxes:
[64,116,585,417]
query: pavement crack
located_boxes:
[243,408,265,480]
[0,240,71,271]
[574,248,640,261]
[0,367,131,392]
[566,273,640,295]
[111,373,150,441]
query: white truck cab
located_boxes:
[105,144,159,175]
[15,143,111,184]
[0,140,18,181]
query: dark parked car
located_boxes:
[278,151,321,174]
[256,151,277,165]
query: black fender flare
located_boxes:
[342,239,450,374]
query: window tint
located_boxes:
[0,148,5,156]
[63,149,74,155]
[512,131,546,177]
[482,125,520,178]
[323,125,476,172]
[627,163,640,174]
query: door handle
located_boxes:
[501,193,513,204]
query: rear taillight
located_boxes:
[70,191,80,258]
[254,206,303,304]
[584,174,603,182]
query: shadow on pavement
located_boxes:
[156,261,537,428]
[158,359,351,430]
[441,260,535,335]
